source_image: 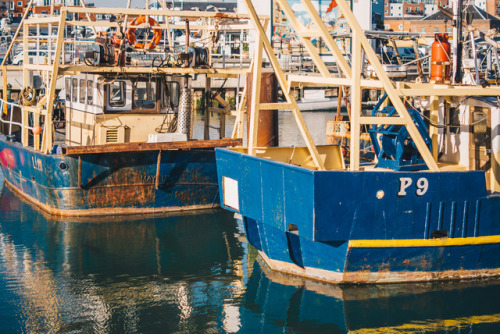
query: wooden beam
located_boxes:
[288,74,383,89]
[259,103,293,110]
[58,65,248,76]
[401,87,500,96]
[335,0,439,171]
[350,34,361,170]
[42,12,66,154]
[275,0,332,78]
[63,6,269,20]
[359,116,407,125]
[247,34,263,156]
[1,0,35,66]
[243,0,325,170]
[62,138,243,155]
[299,0,352,79]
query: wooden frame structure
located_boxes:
[0,4,268,153]
[241,0,500,171]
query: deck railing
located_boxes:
[0,98,44,150]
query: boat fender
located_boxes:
[126,16,162,50]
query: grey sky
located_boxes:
[94,0,146,8]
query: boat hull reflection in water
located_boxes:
[2,174,500,333]
[0,182,244,333]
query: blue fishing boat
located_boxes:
[216,0,500,283]
[0,6,247,216]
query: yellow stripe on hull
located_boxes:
[348,235,500,248]
[350,312,500,334]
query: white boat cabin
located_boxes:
[63,73,186,146]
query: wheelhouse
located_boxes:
[63,73,186,146]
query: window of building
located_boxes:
[434,27,439,32]
[87,80,93,104]
[133,80,156,110]
[399,24,404,30]
[108,81,126,107]
[385,9,388,13]
[41,10,47,14]
[43,0,50,5]
[9,2,14,10]
[421,27,426,33]
[79,79,86,103]
[72,78,77,102]
[17,1,22,6]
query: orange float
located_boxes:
[32,125,42,135]
[430,33,451,83]
[126,16,162,50]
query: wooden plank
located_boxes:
[350,34,361,171]
[259,103,293,110]
[231,56,252,139]
[1,66,6,114]
[42,13,66,154]
[1,0,35,66]
[288,74,383,88]
[58,65,248,76]
[62,138,243,155]
[243,0,325,170]
[64,6,268,20]
[24,16,60,25]
[247,34,263,156]
[63,20,252,31]
[359,116,407,125]
[401,87,500,96]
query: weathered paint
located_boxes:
[216,147,500,283]
[0,134,220,216]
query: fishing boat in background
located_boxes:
[0,3,256,216]
[216,0,500,283]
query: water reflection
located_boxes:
[243,257,500,333]
[0,179,246,333]
[2,171,500,333]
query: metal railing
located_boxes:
[0,99,38,148]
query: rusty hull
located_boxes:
[0,136,220,216]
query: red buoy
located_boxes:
[431,33,451,83]
[32,125,42,135]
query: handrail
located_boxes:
[0,99,27,133]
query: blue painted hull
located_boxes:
[215,147,500,283]
[0,134,220,215]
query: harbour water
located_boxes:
[1,112,500,333]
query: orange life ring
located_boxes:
[126,16,162,50]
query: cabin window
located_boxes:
[133,80,157,110]
[164,82,180,107]
[65,78,71,101]
[87,80,93,104]
[79,79,86,103]
[72,78,77,102]
[108,81,126,107]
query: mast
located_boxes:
[452,0,463,83]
